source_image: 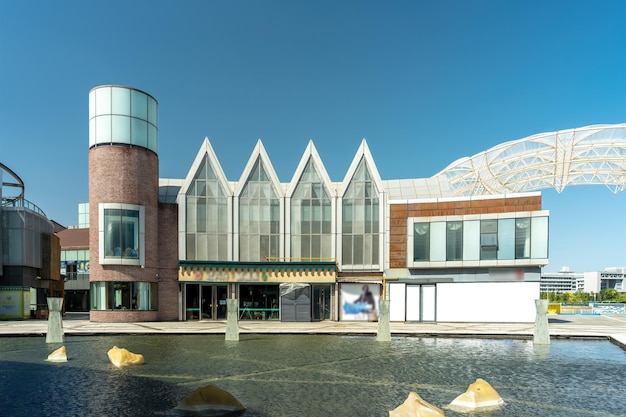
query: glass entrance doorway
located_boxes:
[185,284,228,320]
[312,285,331,321]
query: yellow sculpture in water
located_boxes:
[389,391,445,417]
[174,384,246,413]
[46,346,68,362]
[107,346,145,367]
[449,378,503,410]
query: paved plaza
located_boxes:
[1,313,625,350]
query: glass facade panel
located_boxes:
[95,87,111,115]
[430,222,446,261]
[480,219,498,260]
[498,218,515,260]
[238,159,280,261]
[413,223,430,261]
[446,221,463,261]
[197,198,207,233]
[341,159,380,268]
[147,96,158,125]
[111,87,130,114]
[290,159,332,260]
[148,124,157,151]
[131,117,148,147]
[515,218,531,259]
[131,89,148,119]
[112,115,131,143]
[185,154,229,261]
[531,216,549,258]
[463,220,480,261]
[95,115,111,142]
[342,235,352,264]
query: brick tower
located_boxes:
[88,85,160,322]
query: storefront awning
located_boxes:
[178,260,337,283]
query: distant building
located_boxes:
[540,266,582,293]
[581,267,625,294]
[540,267,626,295]
[1,163,61,319]
[57,224,89,311]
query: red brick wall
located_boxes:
[157,202,180,320]
[90,310,158,322]
[89,145,161,321]
[89,145,159,283]
[389,195,542,268]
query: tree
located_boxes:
[573,291,590,303]
[599,288,620,302]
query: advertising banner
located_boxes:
[341,283,380,321]
[0,289,27,320]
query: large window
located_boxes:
[90,281,157,310]
[446,221,463,261]
[413,223,430,261]
[342,159,380,268]
[185,155,229,260]
[480,219,498,260]
[515,218,531,259]
[99,203,144,265]
[410,215,549,264]
[239,159,280,261]
[291,160,332,260]
[61,249,90,281]
[104,209,139,258]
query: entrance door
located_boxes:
[185,284,200,320]
[422,285,436,321]
[216,285,228,319]
[312,285,331,321]
[406,284,437,322]
[186,284,234,320]
[201,286,212,319]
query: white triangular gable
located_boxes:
[286,140,336,198]
[177,137,233,260]
[339,138,384,197]
[179,137,232,199]
[234,139,283,198]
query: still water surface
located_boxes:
[1,335,625,417]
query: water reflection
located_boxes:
[0,335,624,417]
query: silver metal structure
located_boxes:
[436,123,626,196]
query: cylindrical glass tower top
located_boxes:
[89,85,158,154]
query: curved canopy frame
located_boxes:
[1,162,25,206]
[435,124,626,196]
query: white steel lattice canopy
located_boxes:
[434,124,626,196]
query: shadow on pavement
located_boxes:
[548,318,571,323]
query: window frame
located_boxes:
[98,203,145,266]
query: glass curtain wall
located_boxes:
[239,159,280,261]
[185,155,228,260]
[412,217,548,262]
[291,159,332,260]
[342,159,380,268]
[90,282,157,310]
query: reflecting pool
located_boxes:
[1,335,625,416]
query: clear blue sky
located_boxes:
[1,1,624,273]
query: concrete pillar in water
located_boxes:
[225,299,239,341]
[533,299,550,345]
[46,297,64,344]
[376,300,391,342]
